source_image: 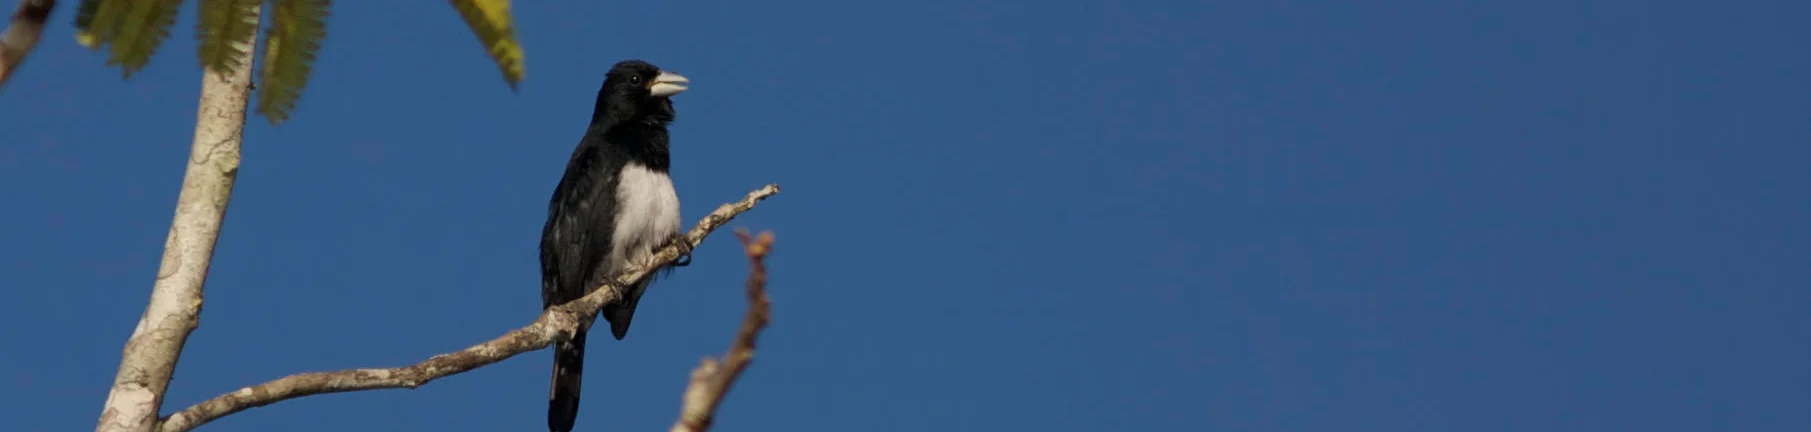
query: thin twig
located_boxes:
[155,184,781,432]
[0,0,55,91]
[671,229,775,432]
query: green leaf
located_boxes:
[73,0,127,50]
[107,0,184,77]
[256,0,329,125]
[196,0,262,75]
[448,0,524,89]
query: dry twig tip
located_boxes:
[671,230,775,432]
[0,0,55,91]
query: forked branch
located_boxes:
[155,184,781,432]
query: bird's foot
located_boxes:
[665,234,694,267]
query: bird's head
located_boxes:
[592,59,689,127]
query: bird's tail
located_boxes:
[602,278,654,340]
[547,328,588,432]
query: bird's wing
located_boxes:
[540,136,620,310]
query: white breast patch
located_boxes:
[609,162,682,272]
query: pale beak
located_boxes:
[649,71,689,97]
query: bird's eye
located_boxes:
[629,76,643,85]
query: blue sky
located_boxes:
[2,0,1807,431]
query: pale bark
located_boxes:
[156,184,781,432]
[0,0,54,91]
[95,4,262,432]
[672,230,775,432]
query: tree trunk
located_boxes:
[95,4,262,432]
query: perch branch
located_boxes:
[155,184,781,432]
[670,230,774,432]
[0,0,54,91]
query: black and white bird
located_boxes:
[539,59,692,432]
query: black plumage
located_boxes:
[540,59,691,432]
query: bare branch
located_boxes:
[97,5,261,431]
[671,229,775,432]
[156,184,781,432]
[0,0,55,91]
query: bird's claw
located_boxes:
[666,234,693,267]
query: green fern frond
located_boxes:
[448,0,524,89]
[74,0,128,50]
[196,0,262,75]
[256,0,329,125]
[107,0,184,77]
